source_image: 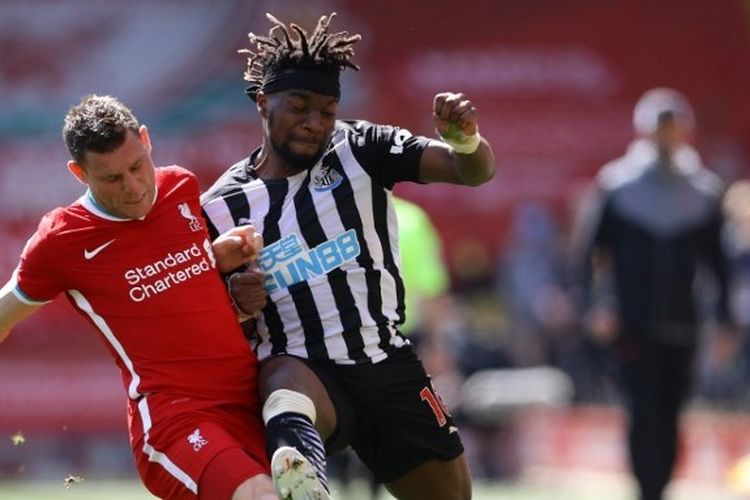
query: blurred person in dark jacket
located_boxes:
[704,180,750,405]
[573,88,733,500]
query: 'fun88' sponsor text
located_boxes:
[259,230,360,293]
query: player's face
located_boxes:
[69,126,157,219]
[261,89,338,172]
[655,119,692,154]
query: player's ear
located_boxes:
[139,125,152,153]
[256,91,269,119]
[67,160,88,185]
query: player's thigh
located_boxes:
[349,347,464,483]
[134,408,269,500]
[384,454,472,500]
[258,355,337,439]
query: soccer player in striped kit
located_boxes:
[201,13,495,500]
[0,95,282,500]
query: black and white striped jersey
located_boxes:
[201,120,432,365]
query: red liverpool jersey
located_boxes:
[14,166,256,405]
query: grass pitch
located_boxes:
[0,472,743,500]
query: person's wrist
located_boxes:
[441,129,481,154]
[226,272,255,322]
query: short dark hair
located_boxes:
[63,94,140,165]
[240,12,360,101]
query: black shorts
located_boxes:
[297,345,464,483]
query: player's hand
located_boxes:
[212,225,264,273]
[228,269,267,317]
[433,92,478,143]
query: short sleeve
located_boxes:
[14,217,65,304]
[345,120,432,189]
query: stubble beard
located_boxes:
[267,112,328,172]
[270,137,326,173]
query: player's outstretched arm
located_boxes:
[418,91,495,186]
[0,279,42,343]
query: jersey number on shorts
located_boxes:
[419,386,450,427]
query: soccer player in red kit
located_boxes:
[0,95,282,500]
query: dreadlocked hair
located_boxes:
[240,12,361,90]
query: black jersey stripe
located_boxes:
[223,189,252,227]
[325,272,367,360]
[294,163,366,362]
[327,153,394,355]
[288,281,328,360]
[202,209,220,241]
[261,180,289,355]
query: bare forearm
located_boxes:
[419,138,495,186]
[453,138,494,186]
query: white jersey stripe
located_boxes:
[202,192,242,236]
[241,179,270,235]
[67,289,142,399]
[383,193,403,323]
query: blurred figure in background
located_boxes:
[708,180,750,406]
[393,196,451,348]
[498,203,573,367]
[500,202,617,403]
[573,88,733,500]
[719,181,750,496]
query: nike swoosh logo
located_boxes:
[449,426,459,434]
[84,239,116,260]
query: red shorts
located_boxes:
[128,394,269,500]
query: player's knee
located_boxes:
[231,475,276,500]
[457,456,472,500]
[199,448,269,500]
[262,389,317,424]
[263,387,338,441]
[459,474,472,500]
[438,461,472,500]
[441,474,473,500]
